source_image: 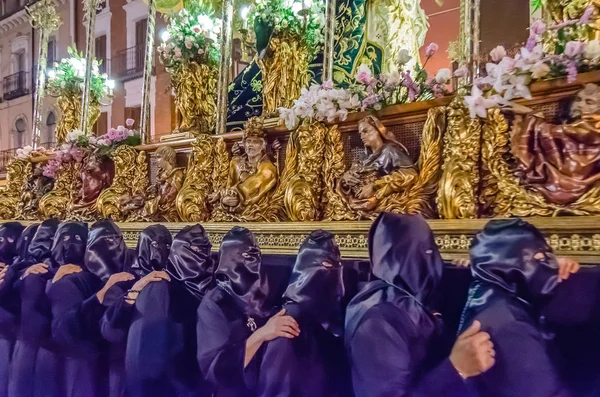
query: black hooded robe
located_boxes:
[8,218,59,397]
[0,222,25,397]
[125,224,214,397]
[196,227,273,397]
[257,230,353,397]
[345,213,467,397]
[458,218,572,397]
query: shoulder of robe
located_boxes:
[470,296,533,335]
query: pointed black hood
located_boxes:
[27,218,60,263]
[0,222,25,264]
[131,225,172,276]
[470,218,560,306]
[167,224,215,300]
[49,222,89,268]
[84,219,128,282]
[216,227,272,318]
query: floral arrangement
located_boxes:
[42,119,141,178]
[157,4,221,70]
[15,146,49,160]
[463,8,600,118]
[247,0,325,60]
[279,43,452,129]
[46,46,109,102]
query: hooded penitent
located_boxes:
[130,225,172,276]
[26,218,60,266]
[216,226,271,318]
[49,222,89,269]
[13,224,39,266]
[166,224,215,300]
[346,212,444,340]
[0,222,24,265]
[467,218,560,308]
[283,230,344,336]
[84,219,129,282]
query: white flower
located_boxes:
[530,62,551,79]
[397,49,412,65]
[66,129,85,143]
[279,107,297,130]
[584,40,600,60]
[435,68,452,84]
[489,45,507,63]
[386,70,401,86]
[464,85,499,118]
[336,109,349,121]
[355,64,372,84]
[88,137,98,145]
[504,74,532,101]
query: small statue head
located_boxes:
[32,162,44,177]
[243,117,267,159]
[571,83,600,119]
[155,146,177,171]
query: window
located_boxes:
[14,118,26,148]
[93,112,108,136]
[45,112,56,146]
[136,19,147,47]
[47,38,56,67]
[16,52,25,73]
[95,35,107,74]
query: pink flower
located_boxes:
[107,128,118,140]
[580,6,594,24]
[185,37,193,49]
[425,43,439,57]
[490,45,507,62]
[197,48,204,55]
[499,56,516,73]
[564,41,585,58]
[530,20,546,36]
[453,65,469,78]
[191,25,202,33]
[174,48,182,58]
[355,64,372,84]
[126,118,135,127]
[322,80,334,90]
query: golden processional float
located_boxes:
[2,0,600,264]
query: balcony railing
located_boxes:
[112,46,145,81]
[0,149,17,174]
[3,71,29,101]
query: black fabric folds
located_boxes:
[166,224,215,300]
[49,222,88,269]
[130,225,172,276]
[27,218,60,264]
[13,224,39,265]
[216,227,271,318]
[0,222,24,265]
[469,218,560,306]
[282,230,345,336]
[84,219,128,282]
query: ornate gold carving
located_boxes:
[39,161,81,219]
[258,33,310,116]
[480,108,600,216]
[16,163,54,220]
[97,146,149,221]
[437,96,481,219]
[176,135,216,222]
[55,94,100,144]
[173,63,218,134]
[0,160,32,220]
[323,125,355,221]
[67,154,114,221]
[278,119,328,221]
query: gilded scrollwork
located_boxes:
[173,63,218,134]
[437,96,481,219]
[97,146,149,221]
[323,125,355,221]
[55,94,100,144]
[0,159,32,220]
[16,162,54,220]
[176,135,216,222]
[39,161,81,220]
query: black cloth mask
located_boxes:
[283,230,344,336]
[27,218,60,263]
[346,213,444,340]
[84,219,128,282]
[13,224,39,264]
[0,222,25,264]
[50,222,89,268]
[167,224,215,301]
[131,224,172,276]
[216,226,271,318]
[470,218,560,306]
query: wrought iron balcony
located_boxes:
[112,46,147,81]
[3,71,30,101]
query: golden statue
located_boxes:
[0,159,31,220]
[324,111,446,220]
[125,146,185,222]
[210,117,281,221]
[543,0,600,41]
[482,83,600,216]
[16,162,54,220]
[68,154,115,220]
